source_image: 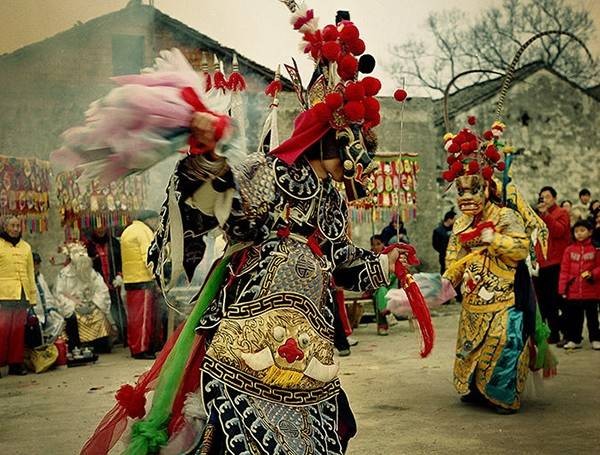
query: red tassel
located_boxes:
[264,79,282,98]
[402,274,435,358]
[383,243,435,357]
[228,72,246,92]
[204,72,212,91]
[213,70,227,90]
[458,220,495,244]
[80,324,186,455]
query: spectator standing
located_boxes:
[558,220,600,350]
[85,225,125,344]
[120,210,161,359]
[592,209,600,248]
[0,215,36,376]
[589,199,600,222]
[432,210,456,274]
[571,188,591,222]
[534,186,571,345]
[560,200,576,226]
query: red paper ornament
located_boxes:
[497,161,506,171]
[448,142,460,154]
[483,130,494,140]
[467,115,477,125]
[394,89,407,102]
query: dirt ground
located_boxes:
[1,305,600,455]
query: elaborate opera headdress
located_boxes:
[272,2,383,199]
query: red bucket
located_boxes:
[54,339,68,366]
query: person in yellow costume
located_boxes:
[441,119,553,414]
[120,210,161,359]
[0,215,36,376]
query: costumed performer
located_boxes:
[55,3,434,453]
[55,242,114,353]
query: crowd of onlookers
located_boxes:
[0,210,164,377]
[534,187,600,350]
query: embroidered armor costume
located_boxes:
[74,3,433,454]
[441,116,553,412]
[444,185,531,410]
[149,146,389,453]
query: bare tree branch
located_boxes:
[385,0,598,96]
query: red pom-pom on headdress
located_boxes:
[343,101,365,122]
[322,24,339,41]
[344,81,365,101]
[481,165,494,180]
[325,92,344,111]
[362,77,381,97]
[337,54,359,80]
[321,41,341,61]
[339,23,360,43]
[363,96,380,115]
[348,38,366,56]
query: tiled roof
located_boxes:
[0,3,293,90]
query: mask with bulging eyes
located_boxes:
[456,174,488,217]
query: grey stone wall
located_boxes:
[445,69,600,207]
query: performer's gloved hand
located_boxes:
[190,112,231,157]
[480,227,495,245]
[112,275,124,288]
[383,243,419,278]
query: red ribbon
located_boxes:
[181,87,231,155]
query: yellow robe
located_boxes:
[444,203,530,409]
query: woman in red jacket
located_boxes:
[559,220,600,350]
